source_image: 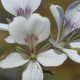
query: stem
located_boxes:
[43,70,54,75]
[36,43,51,54]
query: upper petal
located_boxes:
[9,14,50,46]
[68,39,80,48]
[26,0,41,14]
[62,48,80,63]
[37,49,67,67]
[22,60,43,80]
[50,4,64,42]
[0,52,30,68]
[64,1,80,26]
[28,13,50,45]
[1,0,20,15]
[1,0,41,17]
[0,23,8,31]
[9,16,29,45]
[5,36,15,43]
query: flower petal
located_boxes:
[5,36,15,43]
[9,14,50,45]
[0,23,8,31]
[0,52,30,68]
[1,0,41,17]
[62,48,80,63]
[28,13,50,45]
[1,0,19,15]
[50,4,64,42]
[26,0,41,14]
[37,49,67,67]
[64,1,80,26]
[68,39,80,48]
[9,16,29,45]
[22,60,43,80]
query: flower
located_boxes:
[49,1,80,63]
[0,0,41,43]
[0,14,67,80]
[1,0,41,19]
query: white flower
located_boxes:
[0,14,67,80]
[1,0,41,19]
[0,0,41,43]
[49,1,80,63]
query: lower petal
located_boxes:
[0,52,30,68]
[5,36,15,43]
[37,49,67,67]
[62,48,80,63]
[0,23,8,31]
[22,60,43,80]
[68,39,80,48]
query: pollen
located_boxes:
[29,54,36,59]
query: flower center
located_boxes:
[29,52,36,59]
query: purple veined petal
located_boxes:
[65,22,80,34]
[22,60,43,80]
[9,13,50,50]
[60,1,80,42]
[50,4,64,43]
[59,22,80,42]
[28,13,50,45]
[64,1,80,26]
[1,0,41,19]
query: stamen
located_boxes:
[29,53,36,59]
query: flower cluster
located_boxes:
[0,0,80,80]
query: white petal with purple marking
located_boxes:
[9,14,50,46]
[1,0,41,19]
[64,1,80,26]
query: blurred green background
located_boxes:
[0,0,80,80]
